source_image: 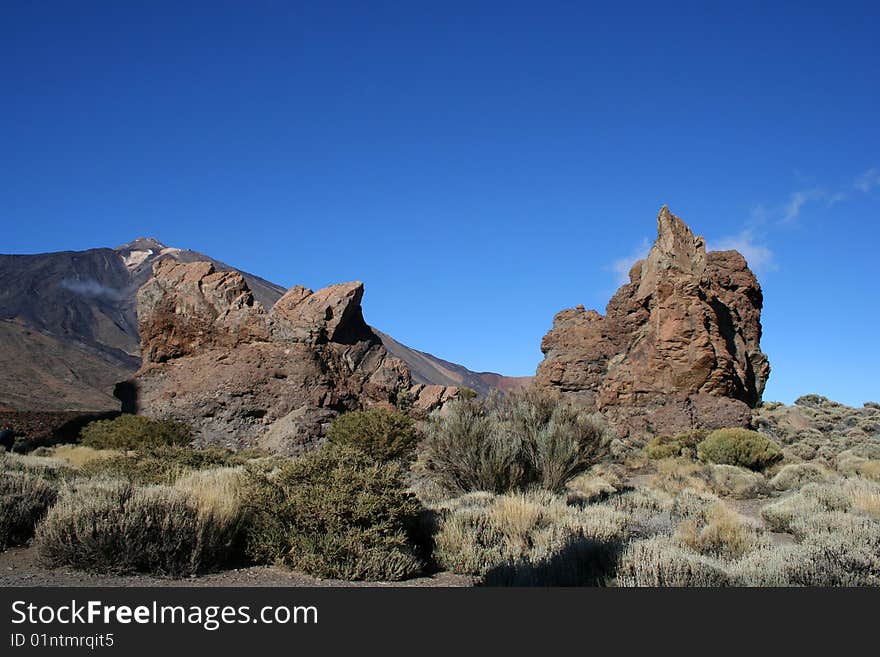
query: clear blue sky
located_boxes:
[2,2,878,405]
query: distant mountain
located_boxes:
[376,330,529,396]
[0,239,528,411]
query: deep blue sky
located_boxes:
[2,2,878,405]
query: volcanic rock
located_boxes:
[123,260,459,453]
[535,206,770,438]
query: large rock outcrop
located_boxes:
[535,207,770,438]
[121,260,458,453]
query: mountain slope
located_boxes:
[376,330,530,395]
[0,239,527,411]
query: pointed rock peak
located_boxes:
[636,207,707,298]
[655,206,706,263]
[115,237,168,253]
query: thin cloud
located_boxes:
[708,231,775,275]
[781,190,821,223]
[827,191,848,207]
[59,278,126,301]
[855,168,880,193]
[609,237,651,285]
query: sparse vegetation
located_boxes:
[643,430,706,460]
[3,391,879,586]
[79,446,253,484]
[770,462,834,491]
[433,490,626,585]
[36,475,247,575]
[421,390,609,494]
[617,537,732,587]
[326,407,419,462]
[80,414,191,450]
[243,444,425,581]
[697,428,783,471]
[1,469,59,549]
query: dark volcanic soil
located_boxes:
[0,546,475,587]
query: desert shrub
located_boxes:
[735,527,880,586]
[856,461,880,482]
[761,478,880,534]
[838,456,880,482]
[643,430,706,460]
[421,395,525,494]
[607,488,671,515]
[79,446,250,484]
[1,471,59,549]
[36,478,245,575]
[433,490,626,585]
[709,465,770,499]
[0,451,72,481]
[326,407,418,462]
[422,391,609,494]
[243,444,424,581]
[650,459,713,495]
[794,394,828,409]
[525,404,610,493]
[784,443,817,462]
[674,503,770,561]
[80,414,191,450]
[697,428,783,471]
[670,488,725,522]
[616,537,731,587]
[565,463,626,505]
[770,462,834,491]
[44,445,121,469]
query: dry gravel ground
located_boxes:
[0,546,475,588]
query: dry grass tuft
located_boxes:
[46,445,122,469]
[709,464,770,499]
[433,490,627,585]
[616,536,731,587]
[770,462,835,491]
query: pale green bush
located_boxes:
[422,391,609,494]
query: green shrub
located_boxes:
[643,430,706,460]
[422,390,609,495]
[326,408,418,462]
[421,395,524,494]
[243,444,425,581]
[80,415,191,450]
[1,471,59,549]
[79,446,250,485]
[696,428,783,471]
[36,478,245,576]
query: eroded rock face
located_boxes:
[124,261,459,453]
[535,206,770,438]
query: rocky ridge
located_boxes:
[123,260,461,453]
[535,206,770,438]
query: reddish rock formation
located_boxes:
[535,206,770,438]
[138,259,268,363]
[124,261,460,453]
